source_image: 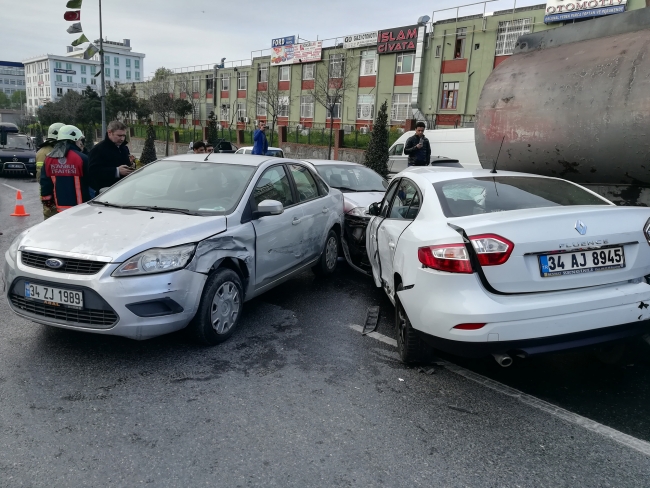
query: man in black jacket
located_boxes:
[403,121,431,167]
[89,120,134,192]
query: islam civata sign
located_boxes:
[544,0,627,23]
[271,41,323,65]
[377,25,418,54]
[343,31,378,49]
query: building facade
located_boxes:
[136,0,646,132]
[0,61,26,98]
[23,39,145,116]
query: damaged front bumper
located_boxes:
[342,214,372,275]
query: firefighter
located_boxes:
[41,125,91,218]
[35,122,65,217]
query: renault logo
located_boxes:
[575,220,587,236]
[45,258,65,269]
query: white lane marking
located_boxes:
[349,323,650,458]
[2,183,23,193]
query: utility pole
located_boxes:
[99,0,106,136]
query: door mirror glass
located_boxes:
[368,202,381,216]
[254,199,284,218]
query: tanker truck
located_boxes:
[475,7,650,206]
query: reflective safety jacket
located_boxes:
[41,142,91,211]
[35,140,56,169]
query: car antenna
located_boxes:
[491,136,506,174]
[204,149,214,162]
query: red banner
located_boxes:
[64,10,81,21]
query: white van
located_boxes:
[387,128,481,176]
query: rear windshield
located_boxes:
[434,176,610,218]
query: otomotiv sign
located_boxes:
[377,25,418,54]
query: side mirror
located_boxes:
[98,187,110,195]
[368,202,381,216]
[253,199,283,218]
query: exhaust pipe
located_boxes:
[492,353,513,368]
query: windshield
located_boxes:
[92,160,257,215]
[434,176,611,218]
[3,134,32,150]
[316,164,387,192]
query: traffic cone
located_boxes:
[10,191,30,217]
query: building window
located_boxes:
[495,18,532,56]
[55,62,62,69]
[81,77,87,84]
[329,53,344,79]
[357,94,375,120]
[192,78,199,93]
[105,55,110,65]
[220,103,230,121]
[10,79,16,85]
[236,101,246,121]
[300,95,314,118]
[302,64,315,80]
[134,60,140,69]
[126,58,131,68]
[455,28,467,59]
[81,65,86,74]
[360,50,377,76]
[328,96,341,119]
[391,93,411,121]
[135,72,140,80]
[91,79,97,85]
[66,63,72,70]
[221,73,230,91]
[256,93,267,117]
[396,53,415,74]
[106,69,111,77]
[90,65,96,75]
[206,74,214,93]
[56,74,62,82]
[258,63,268,83]
[441,82,460,109]
[278,95,289,117]
[67,76,73,82]
[114,69,119,78]
[56,87,63,96]
[435,45,442,58]
[237,72,247,91]
[114,57,119,66]
[126,70,131,79]
[279,66,290,82]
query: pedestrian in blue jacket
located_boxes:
[252,122,269,155]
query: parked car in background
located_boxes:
[387,128,480,178]
[366,167,650,366]
[235,146,284,158]
[4,155,343,344]
[0,123,36,177]
[302,159,387,274]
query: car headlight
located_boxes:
[347,206,369,218]
[112,244,196,277]
[28,158,36,163]
[7,230,29,261]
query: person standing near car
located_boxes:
[41,125,91,217]
[404,122,431,167]
[252,122,268,155]
[88,120,134,193]
[36,122,65,218]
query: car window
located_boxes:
[316,164,387,192]
[388,179,421,220]
[245,149,252,154]
[235,149,243,154]
[289,164,319,202]
[380,180,400,218]
[434,176,611,218]
[389,144,404,156]
[266,149,284,157]
[253,165,295,208]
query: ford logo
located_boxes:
[45,258,65,269]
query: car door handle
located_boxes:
[292,217,301,225]
[389,242,396,249]
[322,207,328,213]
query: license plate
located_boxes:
[24,282,83,308]
[539,247,625,278]
[6,164,24,169]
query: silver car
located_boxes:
[3,154,343,344]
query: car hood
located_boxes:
[343,191,385,212]
[18,204,227,262]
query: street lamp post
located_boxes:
[99,0,106,136]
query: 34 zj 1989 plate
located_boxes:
[539,247,625,278]
[24,282,84,308]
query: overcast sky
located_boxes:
[6,0,543,75]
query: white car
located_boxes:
[366,167,650,366]
[235,146,284,158]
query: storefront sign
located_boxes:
[53,68,76,74]
[377,25,418,54]
[544,0,627,23]
[271,41,323,65]
[271,36,295,48]
[343,31,378,49]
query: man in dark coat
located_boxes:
[88,120,134,192]
[403,121,431,167]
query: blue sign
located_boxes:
[272,36,295,48]
[545,5,625,23]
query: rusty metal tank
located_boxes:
[475,8,650,204]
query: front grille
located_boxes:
[10,294,118,328]
[21,251,107,275]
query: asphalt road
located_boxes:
[2,177,650,487]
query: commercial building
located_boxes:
[136,0,646,132]
[23,39,145,116]
[0,61,26,98]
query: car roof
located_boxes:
[399,167,560,183]
[301,159,361,167]
[237,146,282,151]
[163,153,276,166]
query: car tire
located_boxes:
[190,268,243,346]
[395,284,431,364]
[312,229,338,276]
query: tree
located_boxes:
[77,86,102,126]
[153,67,174,81]
[172,98,193,129]
[120,86,139,123]
[105,84,124,121]
[363,100,390,178]
[37,101,63,126]
[34,123,44,147]
[135,98,152,122]
[139,121,157,165]
[248,67,288,147]
[141,68,175,155]
[11,90,27,110]
[0,91,11,109]
[308,51,357,159]
[177,73,206,139]
[58,90,85,125]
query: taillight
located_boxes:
[418,234,513,273]
[418,244,473,274]
[471,234,514,266]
